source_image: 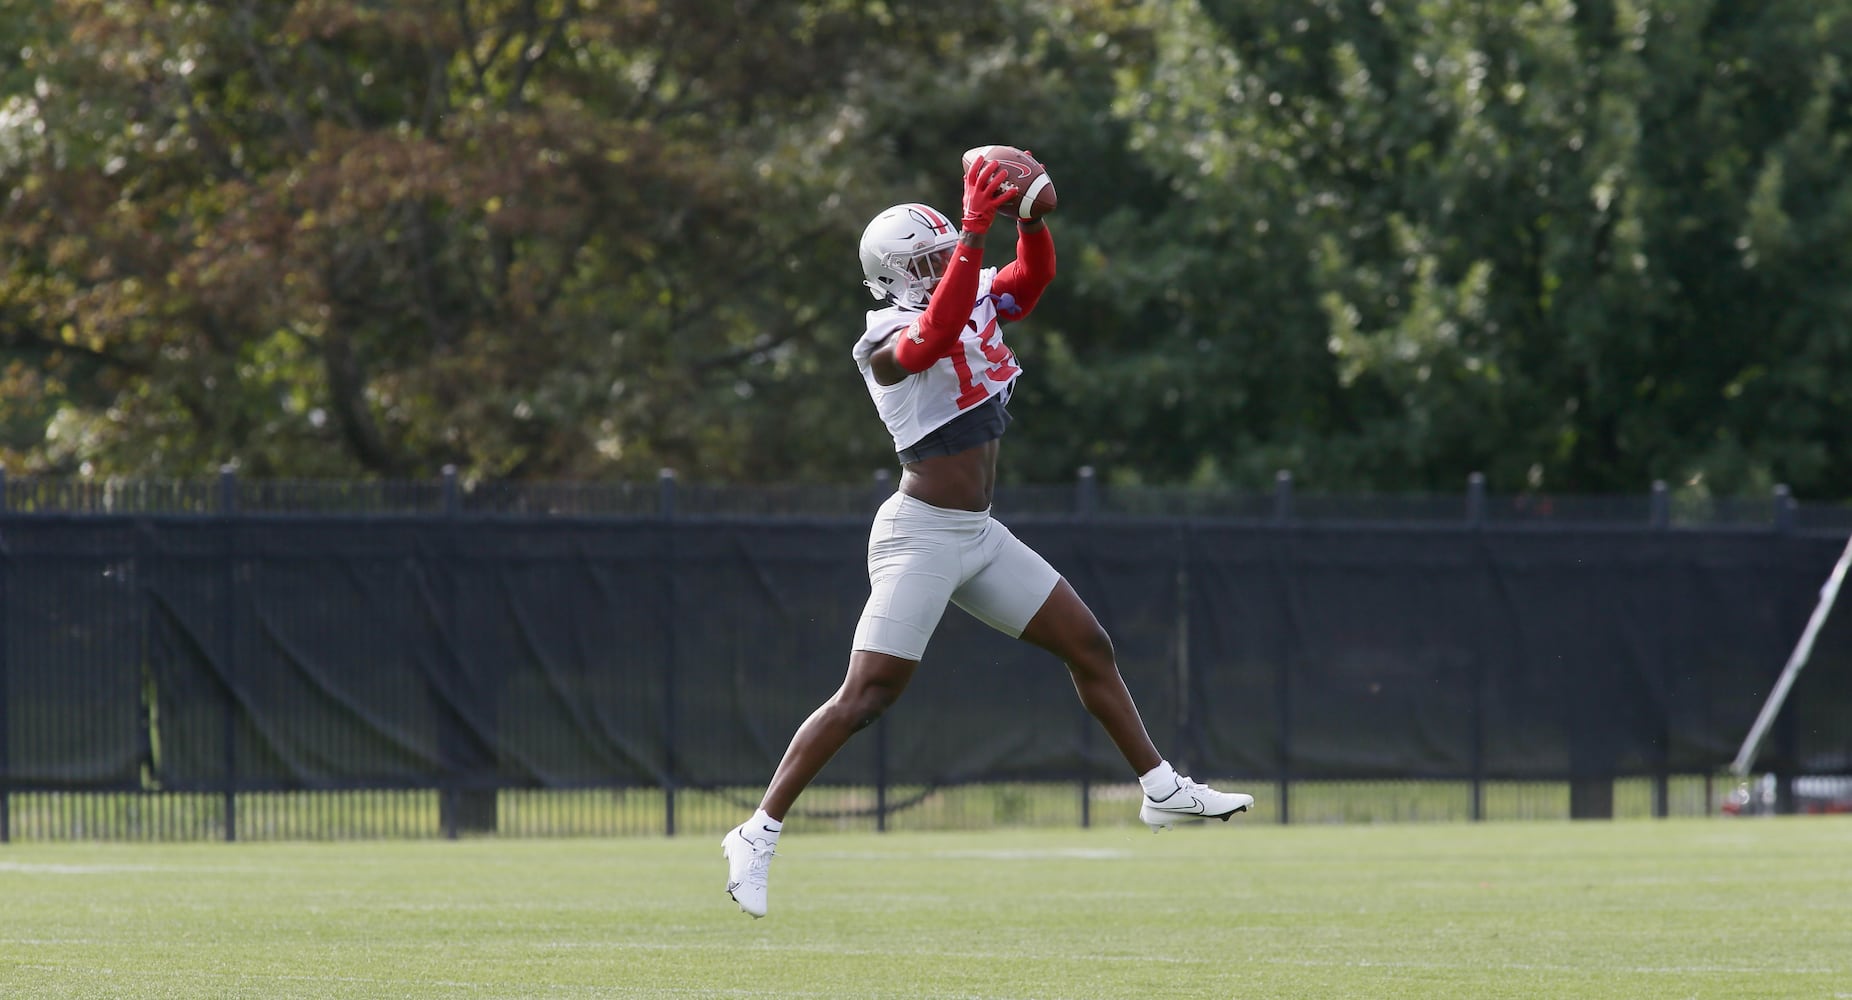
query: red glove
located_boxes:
[892,159,1017,371]
[961,157,1016,234]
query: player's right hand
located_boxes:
[961,158,1014,234]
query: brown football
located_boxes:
[961,144,1058,220]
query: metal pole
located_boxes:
[1274,475,1294,824]
[1273,470,1294,525]
[1646,480,1676,814]
[439,466,461,840]
[1773,484,1796,533]
[1076,467,1095,827]
[1173,521,1191,812]
[1771,485,1798,814]
[1469,469,1488,820]
[1730,532,1852,777]
[875,709,889,833]
[659,469,678,837]
[218,466,238,842]
[0,466,9,844]
[873,468,893,833]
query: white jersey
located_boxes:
[852,267,1023,453]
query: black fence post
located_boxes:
[1652,482,1672,818]
[1076,466,1096,828]
[440,466,459,840]
[436,467,496,838]
[0,466,9,845]
[1773,484,1795,534]
[1648,477,1673,815]
[1173,520,1193,821]
[872,470,891,833]
[659,469,679,837]
[1772,483,1798,815]
[1467,473,1485,821]
[1659,481,1689,814]
[1272,470,1294,525]
[874,715,889,834]
[1274,470,1293,824]
[218,466,239,842]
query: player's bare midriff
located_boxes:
[898,440,1000,512]
[868,332,1003,512]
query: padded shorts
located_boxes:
[850,491,1062,661]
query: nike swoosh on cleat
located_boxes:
[727,881,741,894]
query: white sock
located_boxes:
[746,809,783,843]
[1138,761,1180,799]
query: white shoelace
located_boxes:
[739,837,776,889]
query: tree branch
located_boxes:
[506,0,579,112]
[454,0,489,91]
[0,313,155,375]
[236,1,316,156]
[320,254,409,476]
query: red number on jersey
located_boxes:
[948,316,1022,405]
[950,350,988,409]
[950,316,1018,409]
[975,316,1019,383]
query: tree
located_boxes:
[1063,0,1852,496]
[7,0,1852,500]
[0,1,993,480]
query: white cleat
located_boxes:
[722,825,776,918]
[1139,776,1254,832]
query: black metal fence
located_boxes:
[2,469,1849,842]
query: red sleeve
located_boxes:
[989,223,1055,323]
[893,244,985,373]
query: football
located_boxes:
[961,144,1058,220]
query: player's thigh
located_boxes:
[951,521,1060,639]
[853,508,961,661]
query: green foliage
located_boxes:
[4,0,1852,495]
[1053,0,1852,495]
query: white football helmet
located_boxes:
[859,203,960,308]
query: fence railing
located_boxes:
[2,466,1847,529]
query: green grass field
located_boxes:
[3,818,1849,999]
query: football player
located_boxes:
[724,156,1253,919]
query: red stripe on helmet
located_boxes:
[918,205,952,234]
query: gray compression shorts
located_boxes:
[850,491,1062,661]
